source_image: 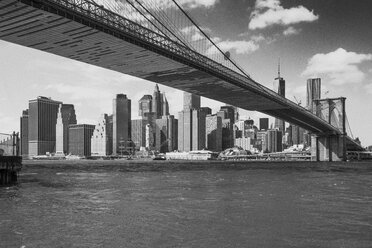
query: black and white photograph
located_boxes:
[1,0,372,247]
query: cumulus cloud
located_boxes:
[178,0,218,8]
[207,40,260,55]
[249,0,318,30]
[283,26,300,36]
[302,48,372,85]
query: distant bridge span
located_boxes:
[0,0,363,151]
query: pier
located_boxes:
[0,156,22,186]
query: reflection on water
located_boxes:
[1,163,372,248]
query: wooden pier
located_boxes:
[0,156,22,186]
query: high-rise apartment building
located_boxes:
[112,94,131,155]
[192,107,210,150]
[28,96,61,156]
[91,114,113,156]
[306,78,321,112]
[68,124,95,157]
[20,109,29,157]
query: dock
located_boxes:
[0,156,22,186]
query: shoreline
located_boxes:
[21,159,372,172]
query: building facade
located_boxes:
[205,114,222,151]
[68,124,94,157]
[28,96,61,156]
[112,94,131,155]
[155,115,178,153]
[267,129,283,153]
[91,114,113,156]
[259,118,269,130]
[20,109,29,157]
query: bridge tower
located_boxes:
[311,97,347,161]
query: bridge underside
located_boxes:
[0,0,363,151]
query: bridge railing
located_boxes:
[0,132,19,156]
[46,0,296,103]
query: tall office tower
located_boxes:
[152,84,164,119]
[291,124,305,145]
[306,78,321,112]
[192,107,211,151]
[205,114,222,151]
[162,93,169,117]
[55,104,77,154]
[112,94,131,155]
[28,96,61,156]
[91,114,112,156]
[183,92,200,110]
[68,124,95,157]
[217,106,235,149]
[274,60,286,132]
[138,95,152,117]
[178,109,192,152]
[131,119,147,150]
[267,129,283,152]
[55,105,64,154]
[20,109,29,157]
[259,118,269,130]
[155,115,178,153]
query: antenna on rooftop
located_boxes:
[275,57,283,80]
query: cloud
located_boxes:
[365,84,372,94]
[302,48,372,85]
[249,0,318,30]
[178,0,218,8]
[207,39,261,55]
[283,26,300,36]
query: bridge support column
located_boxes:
[311,134,346,161]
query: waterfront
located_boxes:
[1,161,372,248]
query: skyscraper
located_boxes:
[259,118,269,130]
[55,104,76,154]
[28,96,61,156]
[20,109,29,157]
[131,119,147,150]
[267,129,283,152]
[178,93,205,152]
[306,78,321,112]
[152,84,163,119]
[206,114,222,151]
[138,95,152,117]
[183,92,200,110]
[155,115,178,153]
[112,94,131,155]
[68,124,95,157]
[91,114,113,156]
[274,60,286,133]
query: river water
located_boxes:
[1,161,372,248]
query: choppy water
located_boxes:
[1,162,372,248]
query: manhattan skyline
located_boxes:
[0,0,371,146]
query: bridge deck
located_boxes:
[0,0,362,150]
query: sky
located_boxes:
[1,0,372,146]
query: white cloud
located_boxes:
[365,84,372,94]
[207,40,260,55]
[283,26,300,36]
[302,48,372,85]
[177,0,218,8]
[249,0,319,30]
